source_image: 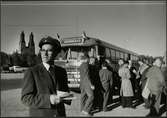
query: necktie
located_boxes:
[48,66,57,94]
[49,66,56,85]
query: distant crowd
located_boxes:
[79,54,167,116]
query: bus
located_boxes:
[54,32,139,90]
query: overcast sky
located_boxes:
[1,1,166,57]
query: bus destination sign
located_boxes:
[62,38,83,44]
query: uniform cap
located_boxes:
[39,36,61,53]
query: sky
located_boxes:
[1,1,166,57]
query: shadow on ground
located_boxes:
[91,96,121,114]
[1,79,23,91]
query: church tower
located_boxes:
[28,32,35,55]
[19,31,26,54]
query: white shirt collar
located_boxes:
[42,62,50,71]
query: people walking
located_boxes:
[80,54,95,116]
[89,57,103,111]
[99,61,113,111]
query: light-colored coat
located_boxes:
[119,65,134,97]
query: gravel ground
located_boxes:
[1,73,166,117]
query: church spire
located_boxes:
[28,32,35,55]
[19,31,26,54]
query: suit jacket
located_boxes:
[79,62,93,90]
[21,63,69,117]
[99,68,113,92]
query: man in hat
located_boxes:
[21,36,70,117]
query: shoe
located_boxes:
[81,110,93,116]
[122,105,126,108]
[86,113,93,117]
[103,107,108,112]
[103,109,108,112]
[130,106,136,109]
[81,110,88,115]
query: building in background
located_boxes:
[19,31,35,55]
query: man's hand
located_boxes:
[139,81,142,85]
[90,85,95,90]
[50,94,62,105]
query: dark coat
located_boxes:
[146,66,166,113]
[99,68,113,92]
[141,67,151,90]
[21,63,69,117]
[80,62,93,89]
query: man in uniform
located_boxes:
[21,36,70,117]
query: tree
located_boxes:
[26,54,38,67]
[0,51,11,71]
[11,50,21,66]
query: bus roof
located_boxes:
[60,36,138,56]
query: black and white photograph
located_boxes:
[1,0,167,117]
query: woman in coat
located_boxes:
[118,60,134,108]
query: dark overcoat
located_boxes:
[80,62,93,89]
[21,63,69,117]
[99,69,113,91]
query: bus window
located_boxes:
[124,53,128,60]
[88,47,96,57]
[131,55,135,61]
[120,52,124,59]
[98,46,105,57]
[62,46,95,60]
[136,56,138,61]
[110,49,116,59]
[116,51,120,59]
[105,48,111,58]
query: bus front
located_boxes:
[54,36,97,88]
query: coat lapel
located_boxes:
[38,64,56,94]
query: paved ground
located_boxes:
[1,73,166,117]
